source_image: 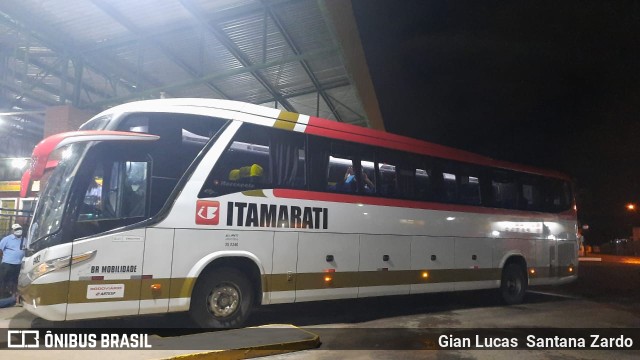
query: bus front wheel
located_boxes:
[190,267,254,328]
[500,263,527,305]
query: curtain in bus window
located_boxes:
[415,169,431,200]
[312,151,330,192]
[545,179,572,212]
[414,156,434,201]
[520,176,544,211]
[270,133,304,188]
[442,172,458,203]
[307,136,330,192]
[121,162,148,217]
[459,175,481,205]
[394,165,414,199]
[378,162,397,197]
[492,173,518,209]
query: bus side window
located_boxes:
[200,124,271,197]
[491,170,518,209]
[326,159,353,192]
[309,137,358,194]
[520,175,544,211]
[80,160,149,221]
[459,174,481,205]
[442,172,458,203]
[359,156,376,194]
[75,149,151,239]
[544,179,572,212]
[378,163,397,197]
[414,168,430,200]
[200,124,308,197]
[78,166,105,221]
[414,156,436,201]
[376,148,410,198]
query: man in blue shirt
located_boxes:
[0,224,25,298]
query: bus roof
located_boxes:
[86,98,570,181]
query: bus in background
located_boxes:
[18,99,577,328]
[0,157,35,233]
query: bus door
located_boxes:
[66,150,152,320]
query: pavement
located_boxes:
[581,253,640,265]
[0,306,320,359]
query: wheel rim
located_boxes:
[207,283,240,318]
[506,275,522,296]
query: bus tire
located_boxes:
[190,267,254,328]
[500,263,527,305]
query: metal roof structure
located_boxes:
[0,0,370,157]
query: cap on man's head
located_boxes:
[11,224,22,230]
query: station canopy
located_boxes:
[0,0,368,157]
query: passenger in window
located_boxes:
[362,170,375,193]
[339,166,357,192]
[80,178,103,220]
[123,178,146,217]
[344,166,356,183]
[341,166,375,193]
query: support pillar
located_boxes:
[44,105,97,137]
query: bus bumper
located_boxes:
[19,281,68,321]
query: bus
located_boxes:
[18,99,577,328]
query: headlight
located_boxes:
[19,250,97,286]
[32,257,69,279]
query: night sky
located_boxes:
[352,0,640,243]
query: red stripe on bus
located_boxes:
[305,116,570,181]
[272,189,576,221]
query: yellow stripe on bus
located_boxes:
[242,190,267,197]
[273,111,299,131]
[20,266,574,306]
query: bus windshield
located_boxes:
[28,143,88,247]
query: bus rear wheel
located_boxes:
[190,267,254,328]
[500,263,527,305]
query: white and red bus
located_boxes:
[18,99,577,328]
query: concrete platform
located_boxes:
[0,307,320,359]
[149,325,320,359]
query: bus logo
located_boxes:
[196,200,220,225]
